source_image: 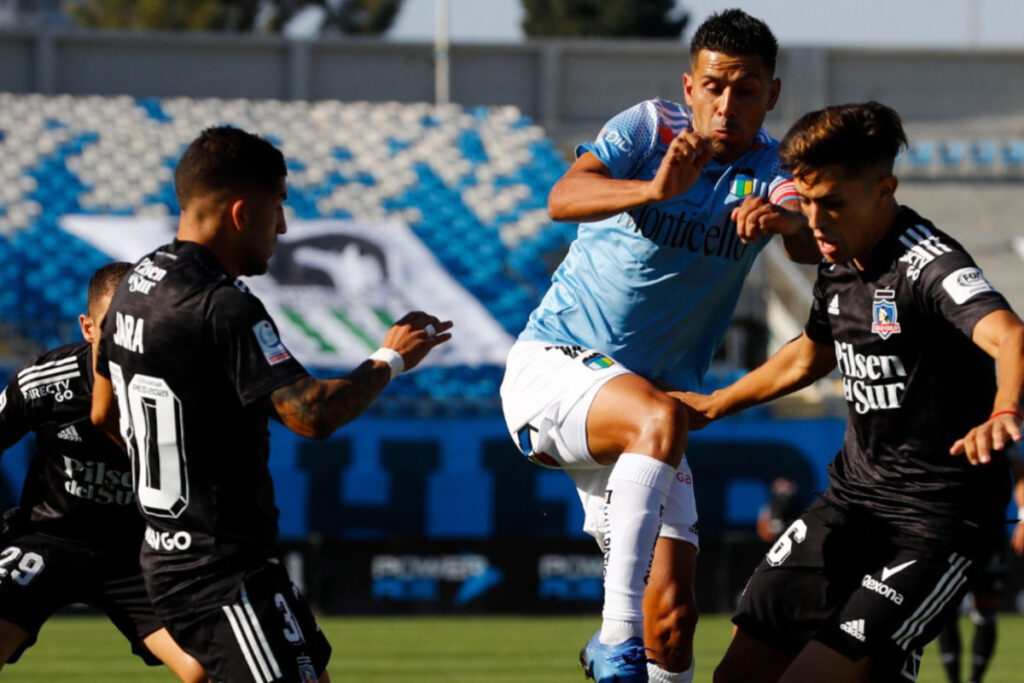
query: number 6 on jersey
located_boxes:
[766,519,807,567]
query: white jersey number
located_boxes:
[766,519,808,567]
[0,547,44,586]
[109,362,189,518]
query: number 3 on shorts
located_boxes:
[766,519,808,567]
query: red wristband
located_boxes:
[990,410,1023,421]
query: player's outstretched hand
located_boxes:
[647,131,713,203]
[949,412,1023,465]
[668,390,715,431]
[731,196,805,244]
[381,312,453,372]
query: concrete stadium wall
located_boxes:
[4,29,1024,142]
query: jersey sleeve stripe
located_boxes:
[769,180,798,205]
[19,370,81,392]
[18,357,78,381]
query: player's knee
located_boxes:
[635,396,688,465]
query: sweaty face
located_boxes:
[683,50,780,163]
[794,166,895,265]
[239,177,288,276]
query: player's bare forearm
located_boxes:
[548,155,655,223]
[974,310,1024,417]
[549,136,711,223]
[678,333,835,422]
[270,363,392,440]
[272,312,453,439]
[991,319,1024,417]
[951,310,1024,463]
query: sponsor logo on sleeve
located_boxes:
[582,352,615,370]
[941,267,995,304]
[253,320,292,365]
[18,357,79,402]
[598,127,631,153]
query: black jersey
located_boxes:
[805,206,1012,544]
[96,240,308,615]
[0,342,142,546]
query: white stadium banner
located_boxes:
[61,216,514,368]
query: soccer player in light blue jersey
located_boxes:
[500,9,819,683]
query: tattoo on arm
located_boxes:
[271,361,391,439]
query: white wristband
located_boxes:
[1018,507,1024,522]
[369,347,404,380]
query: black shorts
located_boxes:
[968,523,1009,598]
[162,558,331,683]
[733,499,975,679]
[0,532,160,665]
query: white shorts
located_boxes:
[500,340,699,549]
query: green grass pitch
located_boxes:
[9,613,1024,681]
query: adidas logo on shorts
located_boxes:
[840,619,866,642]
[57,425,82,442]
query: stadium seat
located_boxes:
[938,140,965,167]
[970,140,996,168]
[0,94,574,413]
[1002,140,1024,168]
[905,140,934,169]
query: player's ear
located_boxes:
[767,77,781,111]
[878,174,898,202]
[228,198,247,233]
[79,314,96,344]
[683,72,694,107]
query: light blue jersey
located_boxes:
[520,99,797,391]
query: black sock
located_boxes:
[969,613,997,683]
[937,617,962,683]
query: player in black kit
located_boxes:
[677,102,1024,683]
[91,126,452,683]
[0,262,206,680]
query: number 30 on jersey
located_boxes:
[108,362,189,519]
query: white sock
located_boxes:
[599,452,675,645]
[648,657,695,683]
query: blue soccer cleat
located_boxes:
[579,631,648,683]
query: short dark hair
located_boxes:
[174,126,286,209]
[779,101,908,180]
[690,9,779,73]
[87,261,132,316]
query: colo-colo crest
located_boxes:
[871,289,901,340]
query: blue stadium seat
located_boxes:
[905,140,934,169]
[938,140,965,166]
[970,140,996,167]
[1002,140,1024,167]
